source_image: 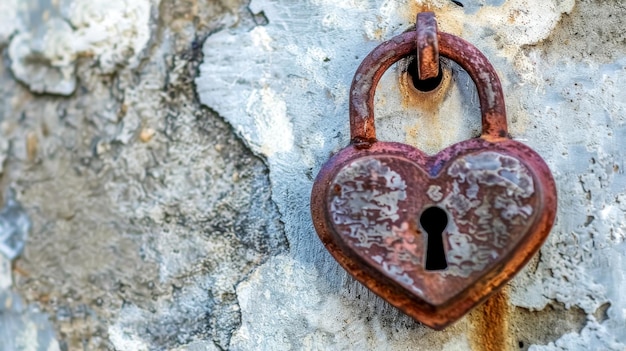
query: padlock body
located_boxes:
[311,138,556,329]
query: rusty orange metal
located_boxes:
[416,12,439,80]
[310,12,557,329]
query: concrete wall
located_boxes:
[0,0,624,350]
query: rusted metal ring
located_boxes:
[416,12,439,80]
[349,30,508,146]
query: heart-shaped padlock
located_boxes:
[310,14,557,330]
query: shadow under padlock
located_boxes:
[311,11,557,329]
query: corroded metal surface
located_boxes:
[416,12,439,80]
[329,150,538,303]
[312,12,557,330]
[349,26,508,147]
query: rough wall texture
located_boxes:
[0,0,624,350]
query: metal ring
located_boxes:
[349,30,508,146]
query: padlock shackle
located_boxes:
[349,31,508,145]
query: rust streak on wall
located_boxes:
[469,288,512,351]
[398,65,451,113]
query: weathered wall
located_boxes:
[0,0,624,350]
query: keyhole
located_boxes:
[420,206,448,271]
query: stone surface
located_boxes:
[1,0,287,350]
[0,0,623,350]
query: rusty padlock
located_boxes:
[310,13,557,329]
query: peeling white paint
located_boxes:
[109,318,150,351]
[9,18,76,95]
[530,319,625,351]
[473,0,575,47]
[64,0,154,73]
[246,86,294,156]
[8,0,156,95]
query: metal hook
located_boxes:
[416,12,440,80]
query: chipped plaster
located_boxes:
[7,0,155,95]
[1,0,288,350]
[0,0,624,349]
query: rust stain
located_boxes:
[37,293,51,304]
[398,66,451,112]
[508,9,521,23]
[139,127,156,143]
[401,1,431,25]
[469,288,513,351]
[403,1,466,37]
[12,262,30,277]
[372,28,385,41]
[409,3,433,17]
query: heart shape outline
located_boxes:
[311,138,557,329]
